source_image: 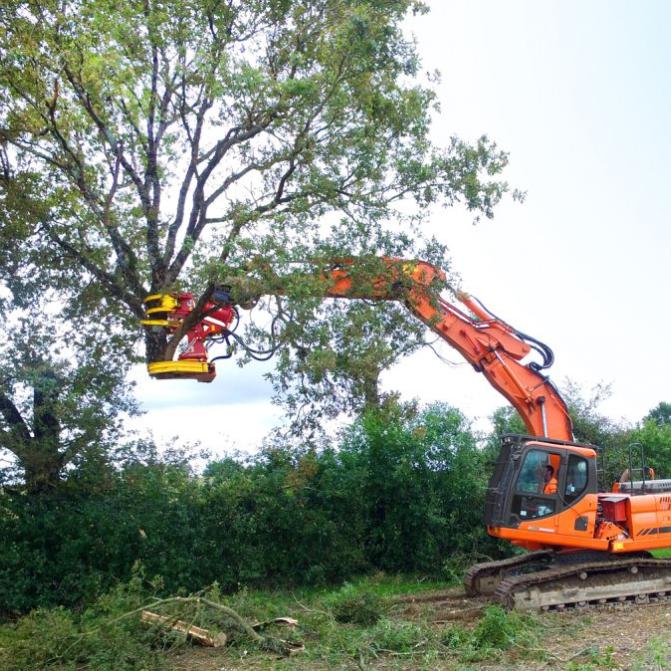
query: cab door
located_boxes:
[509,447,561,528]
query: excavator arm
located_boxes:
[141,257,573,441]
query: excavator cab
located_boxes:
[485,435,598,536]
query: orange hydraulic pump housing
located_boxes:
[141,257,671,557]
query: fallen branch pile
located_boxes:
[135,596,303,656]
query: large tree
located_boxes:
[0,317,136,491]
[1,0,515,419]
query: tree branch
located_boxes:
[144,5,162,276]
[61,63,152,224]
[164,118,275,286]
[162,96,212,267]
[0,389,31,454]
[44,228,145,317]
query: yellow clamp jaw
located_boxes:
[140,293,181,327]
[140,292,218,383]
[146,360,215,382]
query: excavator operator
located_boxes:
[543,465,558,495]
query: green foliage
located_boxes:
[0,0,515,423]
[0,403,505,615]
[629,419,671,480]
[327,584,382,625]
[0,571,296,671]
[442,606,540,664]
[339,402,500,571]
[0,319,136,491]
[0,607,80,671]
[645,401,671,426]
[0,577,168,671]
[470,605,535,651]
[366,618,427,653]
[4,574,548,671]
[440,624,471,650]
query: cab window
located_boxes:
[516,449,549,494]
[511,449,557,520]
[564,454,588,504]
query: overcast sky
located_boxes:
[129,0,671,456]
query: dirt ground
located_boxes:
[393,589,671,670]
[538,603,671,670]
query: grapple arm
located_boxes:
[141,257,573,440]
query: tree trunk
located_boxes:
[144,326,169,363]
[21,447,64,493]
[22,371,65,492]
[362,369,381,412]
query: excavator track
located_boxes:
[464,550,554,595]
[494,557,671,610]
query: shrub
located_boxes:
[0,602,167,671]
[470,605,537,651]
[440,624,471,650]
[0,403,505,615]
[0,575,240,671]
[328,584,383,625]
[0,607,79,671]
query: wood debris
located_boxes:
[251,616,299,630]
[141,610,227,647]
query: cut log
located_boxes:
[251,616,299,630]
[141,610,227,647]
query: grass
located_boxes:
[651,548,671,558]
[631,637,671,671]
[0,573,549,671]
[6,570,671,670]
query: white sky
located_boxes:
[129,0,671,456]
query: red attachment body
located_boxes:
[178,296,235,362]
[147,292,236,365]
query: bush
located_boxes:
[0,607,80,671]
[0,581,168,671]
[0,402,504,615]
[338,403,503,572]
[470,605,537,652]
[436,606,540,664]
[328,585,383,625]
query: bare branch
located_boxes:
[162,96,213,266]
[45,228,145,317]
[164,118,276,285]
[61,63,151,220]
[0,390,31,450]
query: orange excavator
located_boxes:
[141,257,671,609]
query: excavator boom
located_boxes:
[142,257,573,440]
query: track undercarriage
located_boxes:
[464,552,671,611]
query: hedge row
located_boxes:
[0,404,502,615]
